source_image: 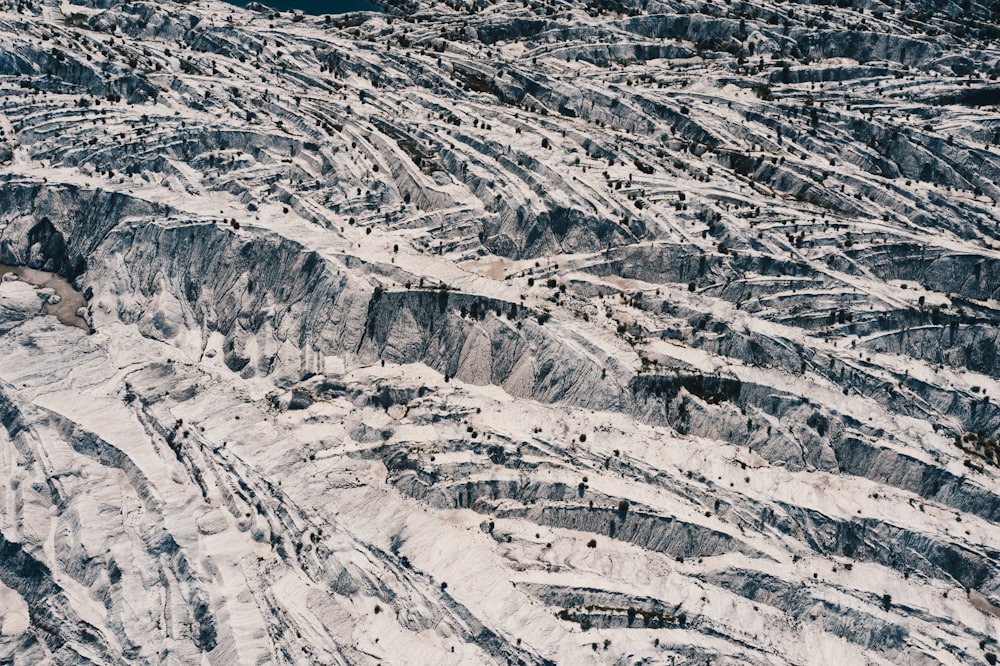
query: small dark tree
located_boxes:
[617,498,630,520]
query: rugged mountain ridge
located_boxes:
[1,0,1000,663]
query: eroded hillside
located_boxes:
[1,0,1000,663]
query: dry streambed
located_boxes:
[0,264,89,331]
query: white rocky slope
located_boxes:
[1,0,1000,663]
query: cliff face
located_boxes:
[1,0,1000,663]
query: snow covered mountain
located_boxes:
[1,0,1000,662]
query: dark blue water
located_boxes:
[229,0,380,14]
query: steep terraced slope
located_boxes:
[1,0,1000,663]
